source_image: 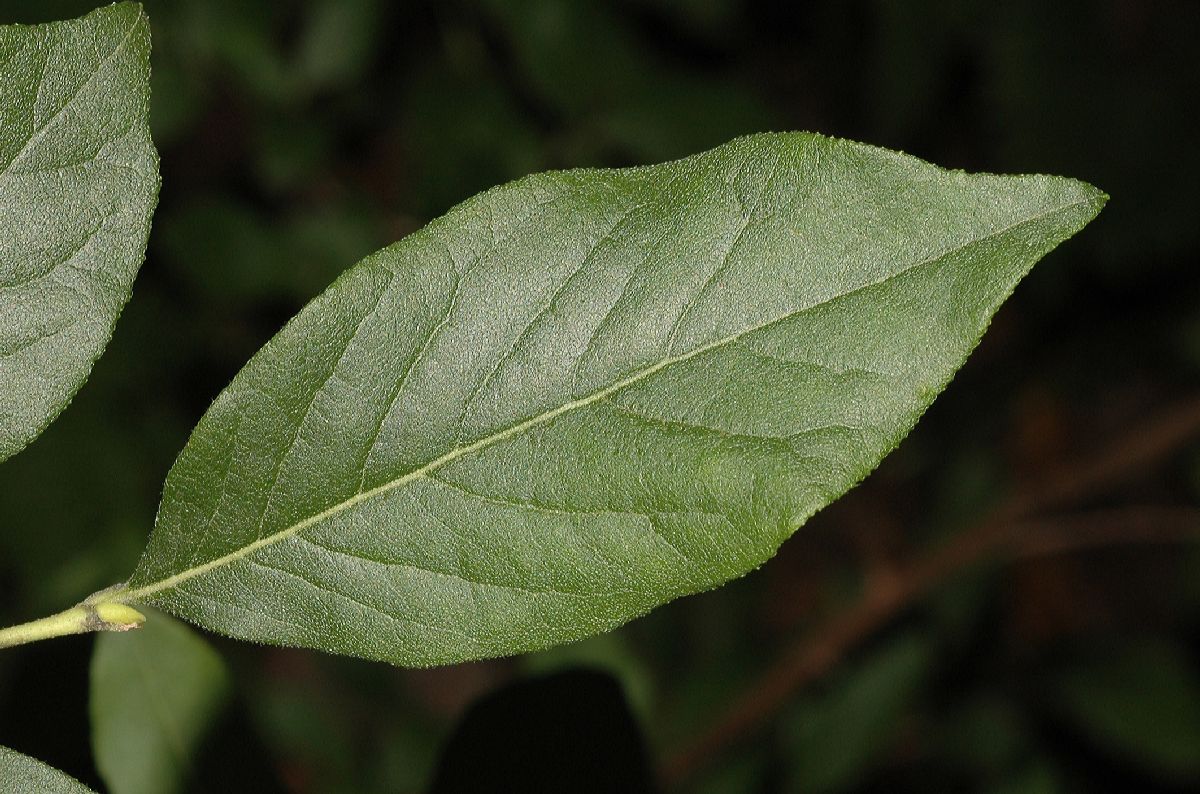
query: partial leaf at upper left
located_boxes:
[0,2,159,462]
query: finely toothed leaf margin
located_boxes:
[0,2,160,463]
[111,132,1105,666]
[0,745,95,794]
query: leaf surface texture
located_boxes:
[124,133,1104,665]
[0,745,95,793]
[0,2,158,461]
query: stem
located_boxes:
[0,599,145,650]
[662,397,1200,787]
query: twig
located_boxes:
[661,398,1200,787]
[1010,506,1200,559]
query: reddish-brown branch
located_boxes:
[1006,399,1200,516]
[1011,506,1200,559]
[661,398,1200,787]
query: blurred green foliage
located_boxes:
[782,633,932,792]
[91,609,231,794]
[2,0,1198,792]
[1046,639,1200,780]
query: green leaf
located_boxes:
[116,132,1104,666]
[0,745,95,793]
[0,2,159,463]
[1049,639,1200,780]
[783,633,931,793]
[90,608,230,794]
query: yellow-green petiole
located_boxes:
[0,586,145,650]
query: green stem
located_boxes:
[0,599,145,650]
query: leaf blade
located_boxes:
[90,608,231,794]
[0,745,95,794]
[0,2,159,462]
[125,133,1104,666]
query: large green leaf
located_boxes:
[0,2,159,462]
[0,745,94,793]
[110,133,1104,666]
[90,608,230,794]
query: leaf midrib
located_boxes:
[117,195,1095,604]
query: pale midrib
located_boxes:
[114,195,1095,604]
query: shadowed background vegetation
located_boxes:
[2,0,1198,791]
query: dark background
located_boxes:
[2,0,1199,791]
